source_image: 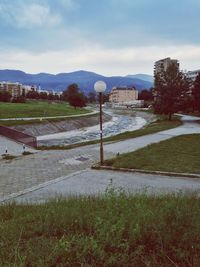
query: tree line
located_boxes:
[153,63,200,119]
[0,83,109,108]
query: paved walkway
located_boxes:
[1,114,200,203]
[0,110,97,121]
[14,169,200,203]
[0,136,36,156]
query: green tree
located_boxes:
[139,89,154,101]
[154,62,190,120]
[26,90,39,99]
[0,91,11,102]
[68,92,86,109]
[39,92,48,100]
[63,83,86,108]
[192,73,200,112]
[62,83,79,102]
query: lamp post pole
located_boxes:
[94,81,107,166]
[99,92,103,165]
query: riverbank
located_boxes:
[10,113,111,137]
[36,110,153,146]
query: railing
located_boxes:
[0,125,37,148]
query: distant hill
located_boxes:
[126,74,154,83]
[0,69,153,94]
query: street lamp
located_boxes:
[94,80,107,165]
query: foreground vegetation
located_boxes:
[0,191,200,266]
[0,101,89,119]
[105,134,200,174]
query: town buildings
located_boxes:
[109,86,143,108]
[109,86,138,103]
[0,82,37,98]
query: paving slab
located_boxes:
[12,169,200,203]
[0,135,36,156]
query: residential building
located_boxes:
[0,82,38,98]
[0,82,22,98]
[186,69,200,81]
[154,57,179,75]
[109,86,138,104]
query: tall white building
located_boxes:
[154,57,179,75]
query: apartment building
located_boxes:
[0,82,37,97]
[154,57,179,75]
[186,69,200,81]
[109,86,138,103]
[0,82,23,97]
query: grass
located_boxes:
[0,101,90,119]
[37,116,182,150]
[0,191,199,266]
[105,134,200,174]
[0,112,98,127]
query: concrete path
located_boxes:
[14,169,200,203]
[0,135,36,156]
[0,110,97,121]
[1,114,200,203]
[102,115,200,154]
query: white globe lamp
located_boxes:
[94,80,107,165]
[94,81,106,93]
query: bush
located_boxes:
[0,192,199,266]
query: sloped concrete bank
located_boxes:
[10,113,111,137]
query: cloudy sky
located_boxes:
[0,0,200,76]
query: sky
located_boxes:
[0,0,200,76]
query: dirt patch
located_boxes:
[11,113,112,137]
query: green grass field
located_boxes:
[105,134,200,174]
[0,192,199,266]
[0,101,89,119]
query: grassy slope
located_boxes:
[0,192,199,266]
[0,101,89,119]
[106,134,200,174]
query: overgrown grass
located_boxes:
[105,134,200,174]
[0,101,89,119]
[38,116,182,150]
[0,191,199,266]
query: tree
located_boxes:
[63,83,86,108]
[62,83,79,102]
[154,62,190,120]
[138,89,154,101]
[192,73,200,112]
[39,92,48,100]
[12,96,26,103]
[68,92,86,108]
[0,91,12,102]
[26,90,39,99]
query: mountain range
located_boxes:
[0,69,153,94]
